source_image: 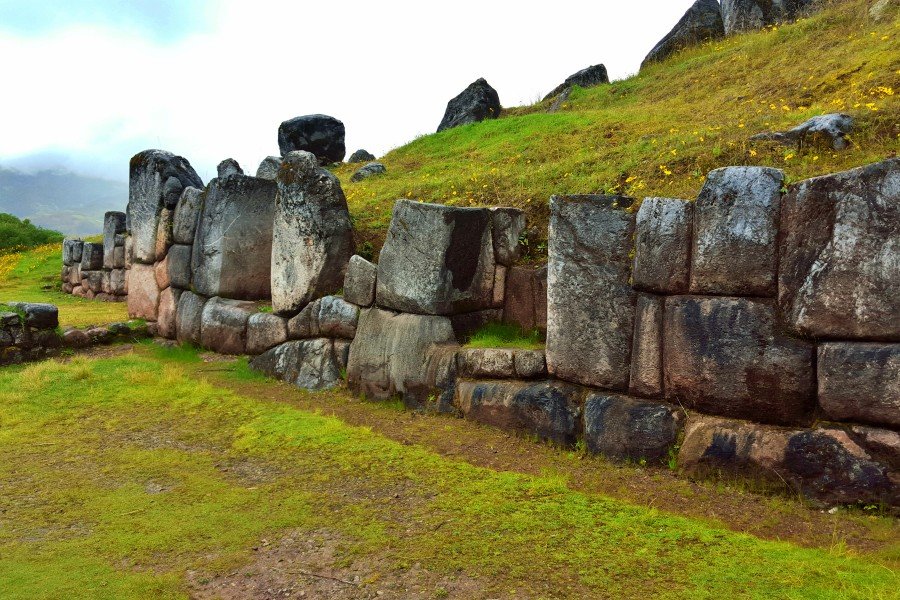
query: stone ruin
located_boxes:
[56,123,899,509]
[60,211,128,301]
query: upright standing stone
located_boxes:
[271,151,355,315]
[690,166,783,296]
[817,343,900,429]
[779,159,900,340]
[546,195,636,390]
[633,197,692,294]
[127,263,161,320]
[192,174,277,300]
[376,200,496,315]
[629,294,664,398]
[176,291,207,345]
[126,149,203,265]
[102,212,126,269]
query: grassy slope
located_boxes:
[335,0,899,256]
[0,345,897,599]
[0,243,128,327]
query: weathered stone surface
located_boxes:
[271,151,355,314]
[277,114,346,164]
[113,246,125,269]
[514,350,546,379]
[250,339,343,390]
[690,166,783,296]
[449,309,503,341]
[347,149,376,163]
[172,186,202,245]
[199,297,256,355]
[457,348,516,379]
[664,296,815,425]
[347,308,455,400]
[642,0,724,68]
[547,195,636,390]
[127,149,203,264]
[437,78,501,132]
[154,208,174,260]
[127,263,161,320]
[818,343,900,428]
[109,269,127,296]
[317,296,359,339]
[176,290,207,345]
[344,255,377,307]
[85,271,103,293]
[454,380,583,445]
[870,0,899,22]
[192,174,277,300]
[751,113,853,151]
[492,266,506,308]
[114,233,126,247]
[633,197,692,293]
[255,156,282,180]
[584,393,682,462]
[778,159,900,340]
[4,302,58,329]
[102,211,126,269]
[490,207,525,266]
[721,0,817,34]
[62,328,90,348]
[350,162,386,182]
[157,287,179,339]
[124,236,133,268]
[849,425,900,470]
[334,339,351,372]
[503,266,547,332]
[246,313,289,355]
[80,243,103,271]
[217,158,243,178]
[287,301,319,339]
[166,244,192,289]
[377,200,495,315]
[543,63,609,101]
[629,294,664,398]
[154,255,170,290]
[67,263,81,286]
[62,239,83,266]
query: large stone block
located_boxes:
[250,339,343,390]
[287,296,359,340]
[67,263,81,286]
[584,393,682,462]
[457,348,516,379]
[343,255,377,307]
[347,308,455,400]
[664,296,815,425]
[126,263,160,320]
[454,380,583,446]
[376,200,496,315]
[690,166,783,296]
[778,159,900,340]
[154,208,174,261]
[62,239,83,266]
[109,268,127,296]
[102,211,126,269]
[632,197,692,294]
[199,297,256,354]
[154,255,170,290]
[246,313,289,355]
[277,115,346,164]
[629,294,663,398]
[166,244,192,290]
[80,243,103,271]
[271,151,355,314]
[192,174,277,300]
[5,302,58,330]
[176,291,207,345]
[546,195,636,390]
[818,342,900,429]
[157,287,180,339]
[490,207,525,266]
[721,0,817,35]
[172,186,202,245]
[502,266,547,332]
[127,149,203,265]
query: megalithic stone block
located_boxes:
[271,151,355,315]
[192,174,277,300]
[173,186,202,245]
[102,211,126,269]
[127,149,203,265]
[546,195,636,390]
[62,239,83,266]
[633,197,692,294]
[80,243,104,271]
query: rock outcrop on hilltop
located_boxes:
[277,114,346,164]
[721,0,818,34]
[642,0,725,68]
[437,78,501,132]
[543,64,609,101]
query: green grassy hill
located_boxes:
[335,0,899,257]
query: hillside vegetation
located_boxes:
[335,0,899,256]
[0,213,63,252]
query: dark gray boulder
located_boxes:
[217,158,243,178]
[277,114,346,164]
[80,242,103,271]
[633,197,692,294]
[102,212,126,269]
[255,156,282,180]
[778,159,900,340]
[192,174,277,300]
[546,195,636,391]
[817,343,900,429]
[62,239,83,266]
[641,0,725,68]
[543,64,609,101]
[690,166,783,297]
[584,393,682,462]
[271,151,355,315]
[437,78,501,132]
[250,339,343,390]
[5,302,58,330]
[751,113,853,151]
[350,162,386,183]
[722,0,817,34]
[348,149,376,163]
[343,255,377,307]
[664,296,815,425]
[376,200,496,315]
[126,149,203,264]
[172,187,202,245]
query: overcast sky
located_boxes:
[0,0,697,183]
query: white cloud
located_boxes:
[0,0,695,183]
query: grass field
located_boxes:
[335,0,899,255]
[0,243,128,327]
[0,343,897,599]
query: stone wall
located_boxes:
[60,211,128,302]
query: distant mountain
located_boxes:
[0,167,127,237]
